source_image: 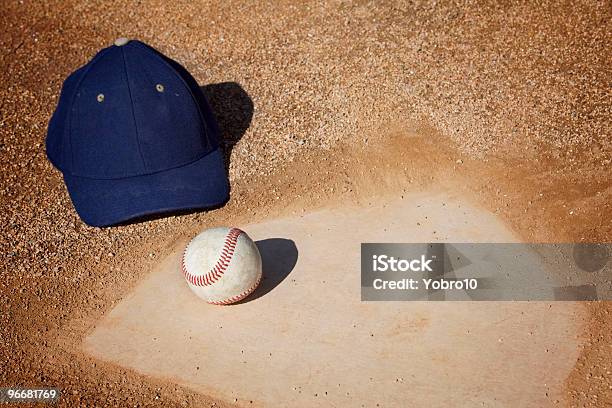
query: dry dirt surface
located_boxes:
[1,1,610,407]
[83,193,587,407]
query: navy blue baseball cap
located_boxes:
[46,38,229,227]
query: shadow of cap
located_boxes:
[200,83,253,149]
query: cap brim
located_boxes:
[64,148,229,227]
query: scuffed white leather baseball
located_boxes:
[182,227,262,305]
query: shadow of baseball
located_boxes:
[237,238,298,303]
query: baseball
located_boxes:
[181,227,262,305]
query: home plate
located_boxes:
[83,191,586,407]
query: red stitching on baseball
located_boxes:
[181,228,243,287]
[206,272,262,305]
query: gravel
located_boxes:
[0,1,610,406]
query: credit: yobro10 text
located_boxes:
[371,255,478,291]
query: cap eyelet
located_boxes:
[156,84,164,92]
[97,94,105,103]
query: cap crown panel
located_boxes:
[70,46,146,178]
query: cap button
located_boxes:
[114,37,129,46]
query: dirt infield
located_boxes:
[1,1,610,407]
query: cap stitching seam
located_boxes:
[119,51,211,175]
[66,49,110,174]
[138,42,214,152]
[64,147,223,180]
[121,46,148,172]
